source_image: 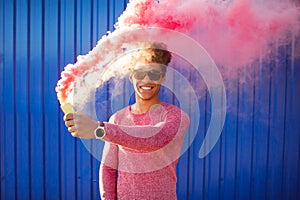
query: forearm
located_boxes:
[99,164,117,200]
[103,122,179,152]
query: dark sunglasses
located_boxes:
[133,70,163,81]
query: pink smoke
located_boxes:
[116,0,300,67]
[56,0,300,103]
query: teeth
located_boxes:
[141,86,152,90]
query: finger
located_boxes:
[64,113,74,121]
[65,120,75,127]
[68,125,76,133]
[71,131,79,138]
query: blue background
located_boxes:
[1,0,300,199]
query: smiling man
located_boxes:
[64,43,190,199]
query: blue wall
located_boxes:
[1,0,300,199]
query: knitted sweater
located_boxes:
[100,103,190,200]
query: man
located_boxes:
[64,44,190,199]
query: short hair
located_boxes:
[129,43,172,75]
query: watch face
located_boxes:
[96,127,105,138]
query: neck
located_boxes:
[131,96,162,114]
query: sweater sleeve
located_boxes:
[102,107,189,152]
[99,142,118,200]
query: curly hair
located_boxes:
[129,43,172,75]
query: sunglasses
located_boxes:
[133,69,163,81]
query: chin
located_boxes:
[138,95,154,101]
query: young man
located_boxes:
[64,44,190,199]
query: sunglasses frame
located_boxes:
[132,69,164,81]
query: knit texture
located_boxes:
[100,103,190,200]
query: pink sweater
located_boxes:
[100,103,190,200]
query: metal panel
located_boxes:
[2,1,17,199]
[1,1,300,200]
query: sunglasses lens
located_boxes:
[148,70,162,81]
[134,71,146,80]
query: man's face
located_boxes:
[130,62,166,101]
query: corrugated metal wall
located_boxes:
[1,0,299,200]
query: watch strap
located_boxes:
[98,121,104,127]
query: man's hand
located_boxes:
[64,112,99,139]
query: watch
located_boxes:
[94,121,106,139]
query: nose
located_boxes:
[143,74,152,82]
[136,72,152,82]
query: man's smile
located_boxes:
[139,85,155,91]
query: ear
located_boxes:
[160,75,166,84]
[129,73,133,83]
